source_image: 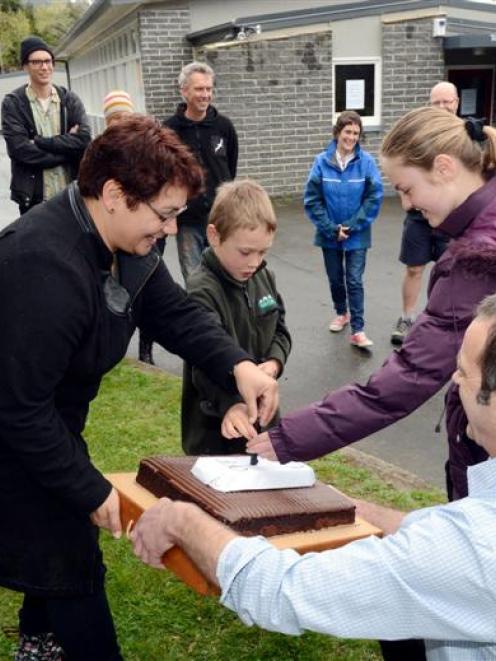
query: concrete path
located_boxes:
[0,139,448,488]
[152,196,447,489]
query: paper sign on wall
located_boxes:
[346,79,365,110]
[460,88,477,116]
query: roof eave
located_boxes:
[55,0,142,57]
[444,32,496,49]
[186,0,444,45]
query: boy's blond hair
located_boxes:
[209,179,277,242]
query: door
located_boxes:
[448,68,494,121]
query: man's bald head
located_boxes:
[430,82,459,114]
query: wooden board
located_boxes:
[109,472,382,596]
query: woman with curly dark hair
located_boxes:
[0,115,278,660]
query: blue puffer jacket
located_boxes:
[304,140,384,250]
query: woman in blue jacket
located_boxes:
[304,111,383,348]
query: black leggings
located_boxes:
[379,639,426,660]
[19,592,122,661]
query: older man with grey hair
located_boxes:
[429,81,459,114]
[164,62,238,282]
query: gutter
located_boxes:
[186,0,494,45]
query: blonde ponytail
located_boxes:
[381,107,496,176]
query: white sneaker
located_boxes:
[350,331,374,348]
[329,313,350,332]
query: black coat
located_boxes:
[164,104,238,225]
[1,84,91,208]
[0,184,248,596]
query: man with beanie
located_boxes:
[164,61,238,283]
[1,36,91,214]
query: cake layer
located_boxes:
[136,456,355,537]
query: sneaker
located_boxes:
[350,331,374,348]
[391,317,413,345]
[329,313,350,332]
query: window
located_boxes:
[333,57,381,127]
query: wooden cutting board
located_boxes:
[109,472,382,596]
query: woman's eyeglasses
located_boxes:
[145,201,187,223]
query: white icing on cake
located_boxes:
[191,456,316,492]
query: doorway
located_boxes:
[448,67,494,121]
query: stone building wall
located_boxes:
[382,17,445,134]
[198,33,333,197]
[377,18,445,194]
[136,15,446,197]
[138,6,192,119]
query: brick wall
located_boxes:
[197,33,333,197]
[382,18,445,135]
[379,18,445,194]
[138,6,192,119]
[137,16,446,197]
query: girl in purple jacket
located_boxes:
[246,106,496,504]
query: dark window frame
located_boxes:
[332,57,381,126]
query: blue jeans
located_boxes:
[176,222,209,283]
[322,248,367,333]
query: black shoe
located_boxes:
[139,337,155,365]
[391,317,413,345]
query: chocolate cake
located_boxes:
[136,456,355,537]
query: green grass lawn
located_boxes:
[0,361,446,660]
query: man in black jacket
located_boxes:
[1,35,91,214]
[164,61,238,283]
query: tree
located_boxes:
[0,1,89,71]
[0,8,30,70]
[32,1,89,47]
[0,0,22,12]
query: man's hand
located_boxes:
[222,403,257,439]
[130,499,238,581]
[90,487,122,539]
[337,225,350,241]
[233,360,278,426]
[258,359,281,379]
[130,498,176,569]
[246,430,278,460]
[69,124,80,134]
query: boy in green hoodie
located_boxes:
[181,179,291,455]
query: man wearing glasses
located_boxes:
[1,36,91,215]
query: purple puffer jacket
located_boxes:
[270,176,496,500]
